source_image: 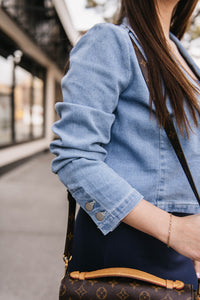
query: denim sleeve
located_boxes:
[50,23,144,235]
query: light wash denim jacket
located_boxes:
[50,20,200,235]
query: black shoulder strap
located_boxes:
[63,34,200,261]
[64,192,76,260]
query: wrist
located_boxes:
[166,215,181,249]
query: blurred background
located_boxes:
[0,1,199,300]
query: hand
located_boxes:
[123,200,200,263]
[169,214,200,262]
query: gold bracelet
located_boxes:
[167,214,173,248]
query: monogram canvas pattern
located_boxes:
[59,274,195,300]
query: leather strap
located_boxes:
[64,33,200,261]
[70,267,184,290]
[64,191,76,259]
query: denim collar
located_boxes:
[122,17,200,80]
[170,33,200,80]
[121,17,147,59]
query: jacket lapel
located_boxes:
[170,33,200,81]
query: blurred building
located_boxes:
[0,0,80,172]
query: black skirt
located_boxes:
[68,208,198,291]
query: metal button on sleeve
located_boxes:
[96,212,105,221]
[85,201,95,211]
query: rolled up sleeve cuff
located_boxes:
[57,161,144,236]
[98,189,144,235]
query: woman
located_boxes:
[50,0,200,290]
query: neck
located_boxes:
[156,0,179,43]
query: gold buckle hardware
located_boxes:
[63,255,72,275]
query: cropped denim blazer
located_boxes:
[50,20,200,235]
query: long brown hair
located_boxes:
[117,0,200,136]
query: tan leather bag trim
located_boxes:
[70,267,184,290]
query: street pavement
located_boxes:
[0,152,68,300]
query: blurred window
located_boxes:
[15,66,32,142]
[32,77,44,138]
[14,68,45,141]
[0,30,46,148]
[0,55,12,145]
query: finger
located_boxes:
[194,260,200,278]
